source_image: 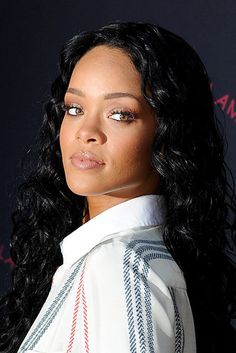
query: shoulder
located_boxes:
[84,225,186,290]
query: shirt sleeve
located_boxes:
[73,239,194,353]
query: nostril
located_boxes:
[77,136,97,143]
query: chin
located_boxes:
[65,182,103,196]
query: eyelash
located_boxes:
[60,103,83,116]
[60,103,136,123]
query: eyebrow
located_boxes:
[66,87,141,103]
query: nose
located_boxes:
[76,118,107,145]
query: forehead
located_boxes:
[77,45,135,69]
[68,45,142,94]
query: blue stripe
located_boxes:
[142,251,174,352]
[135,244,173,352]
[123,239,173,353]
[169,287,185,353]
[133,251,146,352]
[144,252,173,261]
[128,239,166,248]
[19,255,86,352]
[123,246,137,353]
[142,259,154,352]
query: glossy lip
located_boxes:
[70,151,105,170]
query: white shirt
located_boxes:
[18,194,196,353]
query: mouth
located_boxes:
[70,151,105,170]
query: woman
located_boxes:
[0,21,236,353]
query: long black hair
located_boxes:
[0,21,236,352]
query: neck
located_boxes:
[83,194,131,222]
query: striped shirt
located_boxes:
[18,194,196,353]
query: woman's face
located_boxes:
[59,45,160,200]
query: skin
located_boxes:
[59,45,161,221]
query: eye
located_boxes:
[61,103,83,117]
[108,110,135,123]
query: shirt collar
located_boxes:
[60,194,166,267]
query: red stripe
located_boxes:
[82,281,90,352]
[66,258,87,353]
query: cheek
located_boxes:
[112,130,154,169]
[59,120,72,154]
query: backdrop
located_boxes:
[0,0,236,296]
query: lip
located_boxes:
[70,151,105,170]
